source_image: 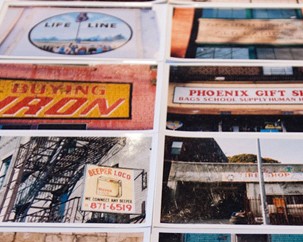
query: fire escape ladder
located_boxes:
[65,138,126,193]
[13,138,65,222]
[28,138,95,222]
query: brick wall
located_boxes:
[0,64,157,130]
[0,232,143,242]
[171,8,195,58]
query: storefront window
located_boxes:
[202,9,247,18]
[196,47,250,59]
[251,9,298,19]
[263,67,293,75]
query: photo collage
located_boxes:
[0,0,302,241]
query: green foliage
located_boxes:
[228,154,280,164]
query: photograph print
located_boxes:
[0,232,146,242]
[0,134,152,224]
[160,135,303,225]
[158,232,303,242]
[171,7,303,60]
[0,63,157,130]
[166,65,303,132]
[0,6,160,59]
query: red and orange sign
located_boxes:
[0,79,131,119]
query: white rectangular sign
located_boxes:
[196,19,303,45]
[222,172,303,182]
[81,164,135,214]
[174,87,303,104]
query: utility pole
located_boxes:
[256,138,270,225]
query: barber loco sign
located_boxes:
[81,164,135,214]
[0,79,131,118]
[173,86,303,104]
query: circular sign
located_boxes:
[29,12,133,55]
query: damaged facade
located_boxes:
[161,136,303,225]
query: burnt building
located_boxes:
[161,136,303,225]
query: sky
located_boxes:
[215,138,303,164]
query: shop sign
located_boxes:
[81,165,135,214]
[196,19,303,45]
[222,171,303,182]
[29,12,132,55]
[0,79,131,118]
[173,86,303,104]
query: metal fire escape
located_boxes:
[1,137,126,223]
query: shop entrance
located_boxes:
[170,182,251,224]
[235,234,268,242]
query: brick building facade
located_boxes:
[0,63,157,130]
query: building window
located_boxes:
[251,9,297,19]
[58,192,68,219]
[263,66,294,75]
[256,48,303,60]
[201,8,299,20]
[202,8,247,19]
[0,156,12,187]
[196,47,250,59]
[171,142,183,155]
[142,171,148,190]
